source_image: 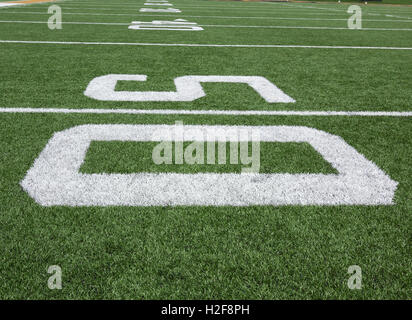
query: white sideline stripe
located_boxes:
[0,3,24,7]
[0,2,31,7]
[1,20,412,31]
[1,40,412,50]
[0,108,411,117]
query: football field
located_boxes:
[0,0,411,299]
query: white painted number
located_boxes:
[139,8,181,13]
[21,125,397,207]
[129,20,203,31]
[84,75,295,103]
[144,2,173,5]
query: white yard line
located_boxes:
[1,40,412,50]
[200,24,412,31]
[52,2,351,10]
[61,0,412,16]
[0,107,411,117]
[50,2,347,10]
[15,1,410,19]
[0,19,130,25]
[384,13,412,20]
[53,2,411,20]
[56,0,412,13]
[21,5,352,15]
[279,3,347,13]
[1,20,412,31]
[2,11,411,23]
[280,2,412,20]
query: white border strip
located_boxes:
[0,108,411,117]
[0,3,25,7]
[1,39,412,50]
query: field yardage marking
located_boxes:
[140,8,181,13]
[144,3,173,6]
[129,19,203,31]
[1,108,411,117]
[1,40,412,50]
[21,124,398,206]
[84,75,295,103]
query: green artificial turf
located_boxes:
[305,0,412,4]
[80,141,337,174]
[0,0,411,299]
[0,113,411,299]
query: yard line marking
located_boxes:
[385,14,412,20]
[1,108,411,117]
[280,3,348,13]
[279,2,412,20]
[1,20,412,31]
[2,11,412,23]
[17,5,353,15]
[0,19,130,25]
[51,2,411,21]
[140,8,182,13]
[1,40,412,50]
[52,1,412,16]
[42,2,354,10]
[200,24,412,31]
[13,1,354,10]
